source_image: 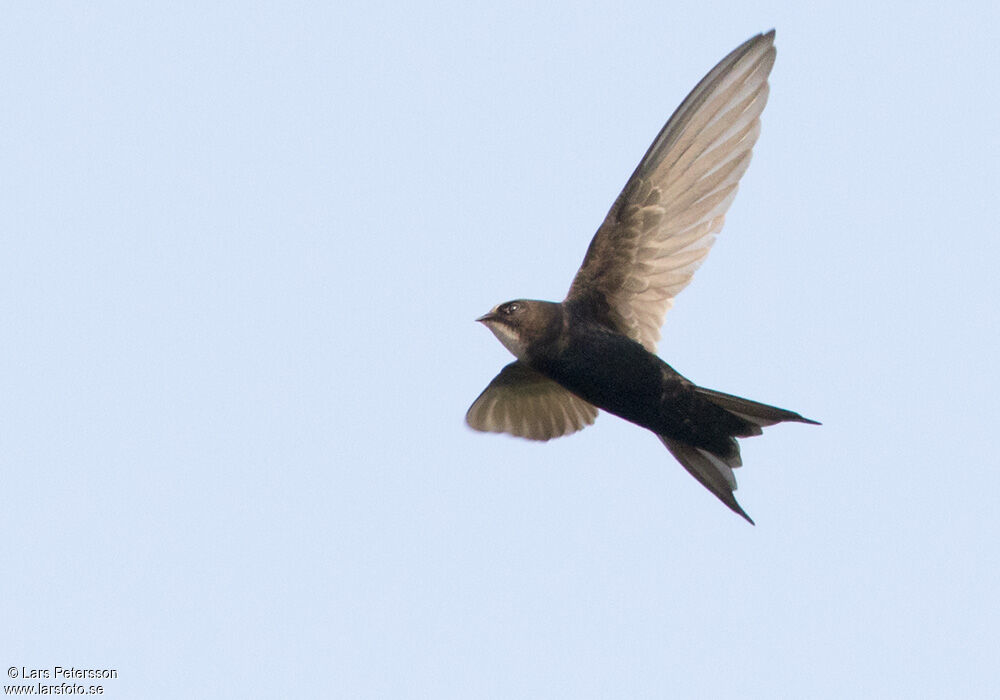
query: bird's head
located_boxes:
[476,299,560,361]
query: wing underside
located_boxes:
[566,31,777,352]
[466,361,598,441]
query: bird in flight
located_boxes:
[466,30,818,524]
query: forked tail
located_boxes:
[662,389,819,524]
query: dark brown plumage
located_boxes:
[466,31,818,524]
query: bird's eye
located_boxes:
[504,303,520,314]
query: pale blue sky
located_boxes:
[3,1,998,698]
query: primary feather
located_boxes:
[567,31,776,352]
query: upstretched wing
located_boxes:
[466,361,598,441]
[566,31,776,352]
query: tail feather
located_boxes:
[661,390,818,524]
[694,387,821,430]
[660,436,754,525]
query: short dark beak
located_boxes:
[475,311,497,323]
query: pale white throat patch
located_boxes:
[482,314,527,361]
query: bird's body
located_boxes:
[518,301,743,455]
[466,30,818,523]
